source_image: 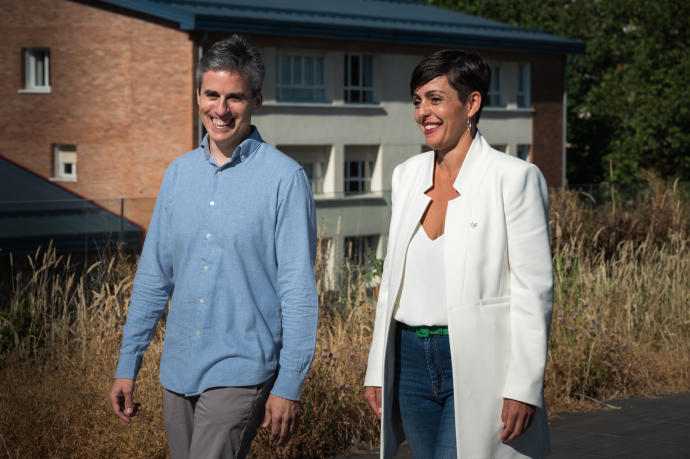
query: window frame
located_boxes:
[344,159,374,194]
[344,145,377,195]
[275,54,327,103]
[516,144,531,161]
[343,234,379,266]
[516,63,531,108]
[300,161,325,194]
[486,65,502,107]
[276,145,330,195]
[21,48,51,93]
[53,144,77,181]
[344,54,376,104]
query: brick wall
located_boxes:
[0,0,569,233]
[0,0,195,226]
[531,53,566,187]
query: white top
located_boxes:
[394,225,447,326]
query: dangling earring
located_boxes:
[466,117,472,132]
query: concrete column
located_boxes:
[371,145,384,192]
[324,143,344,194]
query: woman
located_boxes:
[363,49,553,459]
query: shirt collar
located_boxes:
[452,132,483,195]
[200,125,264,167]
[420,132,483,196]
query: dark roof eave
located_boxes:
[97,1,584,54]
[194,17,585,55]
[101,0,196,29]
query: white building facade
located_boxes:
[2,0,582,263]
[251,47,544,269]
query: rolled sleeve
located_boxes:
[115,169,175,380]
[271,168,319,400]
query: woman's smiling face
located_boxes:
[413,75,470,153]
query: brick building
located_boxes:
[0,0,583,260]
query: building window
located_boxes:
[517,144,531,161]
[53,144,77,181]
[493,144,507,153]
[344,54,375,103]
[276,55,327,102]
[301,162,325,194]
[344,235,379,265]
[278,145,329,194]
[344,145,377,194]
[344,160,372,194]
[22,48,51,93]
[487,65,502,107]
[517,64,530,108]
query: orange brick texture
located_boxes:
[0,0,196,227]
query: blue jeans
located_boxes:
[395,325,456,459]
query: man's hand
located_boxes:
[363,386,382,420]
[262,394,299,445]
[500,398,535,442]
[109,378,141,423]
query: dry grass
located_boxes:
[0,247,168,458]
[546,235,690,411]
[1,177,688,457]
[546,173,690,410]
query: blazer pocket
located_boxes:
[479,296,510,308]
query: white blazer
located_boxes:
[364,133,554,459]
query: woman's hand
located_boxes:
[500,398,535,442]
[364,386,383,420]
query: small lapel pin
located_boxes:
[470,221,479,229]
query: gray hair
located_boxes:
[196,35,265,96]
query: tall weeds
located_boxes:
[0,177,688,457]
[547,173,689,409]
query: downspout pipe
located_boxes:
[562,59,568,186]
[197,32,208,146]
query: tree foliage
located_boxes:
[429,0,690,183]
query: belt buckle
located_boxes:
[416,328,429,338]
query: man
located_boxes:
[108,35,318,459]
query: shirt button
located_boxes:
[199,298,205,304]
[203,265,209,271]
[196,331,201,336]
[206,233,211,239]
[216,170,221,176]
[209,200,215,206]
[241,154,246,160]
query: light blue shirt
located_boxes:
[115,127,318,401]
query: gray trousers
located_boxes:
[163,377,274,459]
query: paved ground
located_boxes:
[333,393,690,458]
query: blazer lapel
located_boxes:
[444,133,492,309]
[402,160,433,240]
[386,152,433,314]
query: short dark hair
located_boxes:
[196,35,265,96]
[409,49,491,124]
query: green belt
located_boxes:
[400,323,449,338]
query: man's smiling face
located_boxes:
[197,70,262,158]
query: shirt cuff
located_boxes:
[114,353,142,380]
[270,368,304,401]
